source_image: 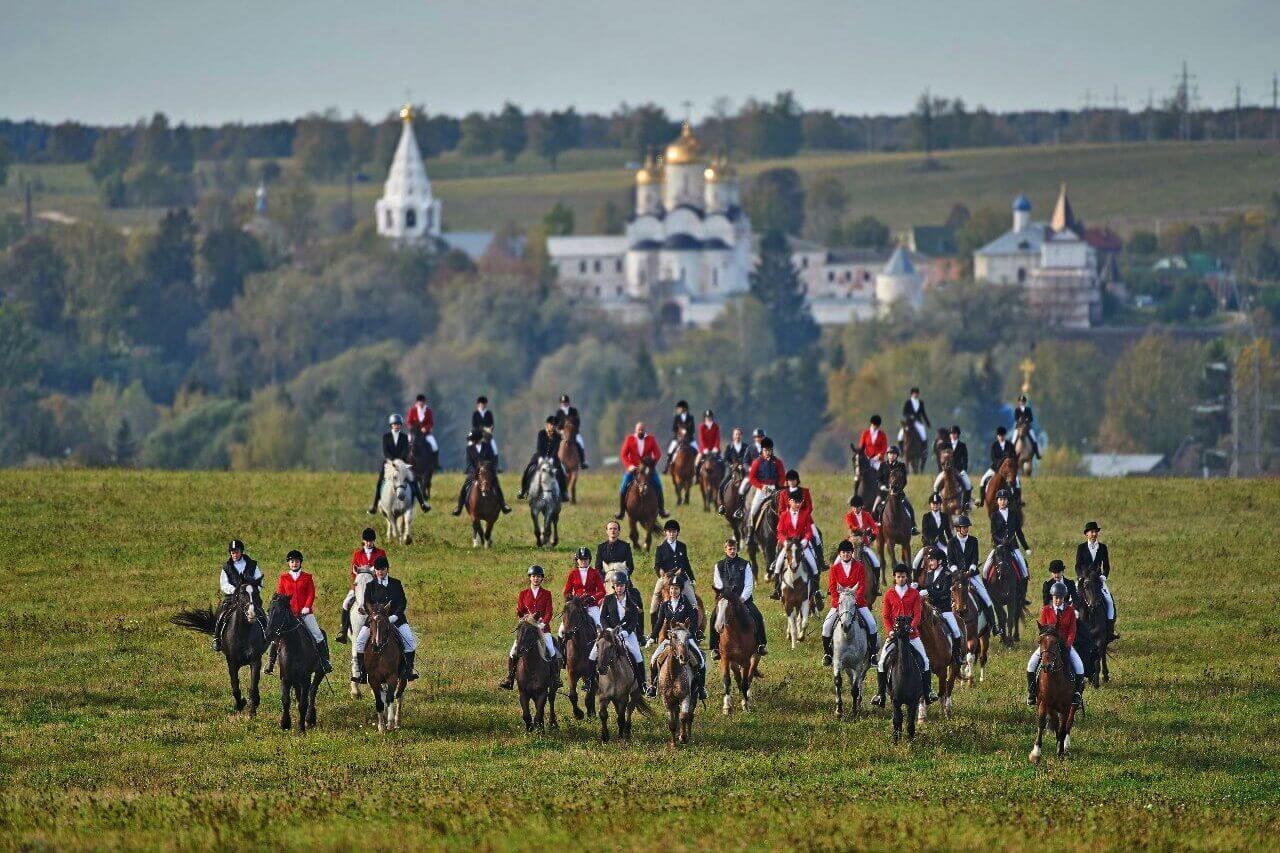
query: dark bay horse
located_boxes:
[746,486,779,572]
[850,447,879,510]
[1030,623,1077,762]
[593,628,650,742]
[513,618,558,733]
[878,469,912,572]
[263,593,325,732]
[624,461,661,552]
[173,584,267,715]
[886,615,924,742]
[714,593,762,716]
[698,452,725,513]
[720,463,748,540]
[901,418,927,473]
[936,448,965,519]
[560,596,598,721]
[363,601,406,732]
[669,428,696,506]
[951,572,990,685]
[1077,569,1111,684]
[987,544,1026,645]
[408,429,437,503]
[467,462,501,548]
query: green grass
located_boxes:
[8,141,1280,237]
[1,470,1277,849]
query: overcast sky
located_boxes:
[2,0,1277,125]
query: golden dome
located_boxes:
[704,154,736,184]
[664,121,704,165]
[399,103,416,123]
[635,152,661,186]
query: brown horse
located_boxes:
[650,573,707,641]
[408,429,437,503]
[512,617,558,733]
[557,420,580,504]
[720,463,748,540]
[1015,421,1036,478]
[986,543,1027,645]
[951,571,990,685]
[698,452,725,513]
[878,469,912,572]
[746,487,780,573]
[917,602,959,719]
[850,447,879,510]
[980,456,1019,513]
[777,539,816,649]
[560,595,598,721]
[932,428,951,471]
[1029,623,1077,762]
[1077,569,1111,684]
[656,621,697,746]
[714,593,762,715]
[669,429,696,506]
[592,628,650,743]
[936,448,965,518]
[467,462,501,548]
[362,602,406,733]
[624,461,661,552]
[901,418,927,474]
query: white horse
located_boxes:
[379,459,415,545]
[832,588,870,719]
[347,570,374,697]
[528,457,562,549]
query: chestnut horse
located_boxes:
[669,428,696,506]
[657,622,697,747]
[878,467,913,572]
[714,593,762,715]
[557,420,580,504]
[1029,623,1077,762]
[981,456,1019,514]
[1015,420,1036,478]
[698,452,725,513]
[720,463,748,540]
[951,571,990,685]
[560,595,598,721]
[917,602,958,720]
[624,461,661,552]
[467,462,501,548]
[936,448,965,519]
[362,601,406,733]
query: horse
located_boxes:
[669,428,696,506]
[378,458,416,546]
[1029,623,1077,762]
[362,601,407,733]
[1077,569,1111,684]
[408,428,437,503]
[592,628,650,742]
[698,452,725,513]
[831,588,871,720]
[172,583,267,715]
[714,594,762,715]
[557,420,580,504]
[917,602,958,720]
[512,617,558,733]
[656,621,697,747]
[527,456,562,549]
[936,448,965,518]
[263,593,325,732]
[746,486,779,572]
[981,456,1020,513]
[901,417,927,474]
[986,543,1027,646]
[720,463,748,540]
[777,539,815,649]
[849,446,879,510]
[347,569,374,697]
[951,571,990,685]
[878,469,913,573]
[467,461,501,548]
[1015,420,1036,478]
[650,572,706,641]
[885,615,924,742]
[623,460,661,553]
[560,595,598,721]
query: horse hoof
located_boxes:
[405,536,413,545]
[573,708,584,720]
[1029,746,1041,763]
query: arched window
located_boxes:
[405,208,417,229]
[384,210,393,229]
[425,208,433,230]
[1017,267,1027,283]
[660,302,682,325]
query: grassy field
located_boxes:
[1,470,1278,850]
[8,140,1280,237]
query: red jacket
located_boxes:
[776,484,814,515]
[829,558,869,608]
[620,433,661,469]
[858,428,888,461]
[882,585,923,639]
[277,570,316,616]
[1039,604,1077,648]
[406,404,434,434]
[518,586,553,629]
[563,566,606,605]
[350,546,387,585]
[748,454,786,490]
[844,508,880,543]
[697,422,720,453]
[776,505,815,545]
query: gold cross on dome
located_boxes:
[1020,357,1035,395]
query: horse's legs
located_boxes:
[533,691,546,733]
[531,511,541,547]
[1101,643,1110,683]
[306,672,320,727]
[519,690,533,732]
[484,520,495,548]
[279,677,292,730]
[248,656,261,715]
[1030,712,1048,763]
[892,703,903,743]
[569,679,583,720]
[296,682,309,733]
[227,657,246,713]
[599,701,610,743]
[372,677,386,732]
[834,672,843,719]
[472,519,482,548]
[722,668,733,716]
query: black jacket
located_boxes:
[595,539,635,575]
[383,431,411,462]
[947,440,970,472]
[945,536,981,573]
[988,439,1016,469]
[1075,542,1111,578]
[463,442,498,476]
[723,442,747,467]
[713,556,751,599]
[902,398,931,428]
[534,429,561,459]
[671,412,696,439]
[1014,404,1035,426]
[222,557,262,591]
[1042,576,1079,607]
[472,409,495,433]
[365,576,409,626]
[552,406,581,431]
[989,509,1030,551]
[920,510,952,549]
[921,567,953,612]
[651,598,699,641]
[600,593,643,636]
[878,458,909,491]
[654,539,694,579]
[743,442,764,467]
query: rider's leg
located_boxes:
[338,590,355,641]
[863,546,880,573]
[1014,548,1029,580]
[1026,648,1041,704]
[452,477,472,515]
[803,544,818,579]
[980,550,995,580]
[352,626,370,682]
[859,606,880,660]
[744,597,767,653]
[500,637,519,689]
[909,635,936,703]
[492,472,512,513]
[959,471,972,502]
[1069,645,1085,704]
[979,468,995,493]
[821,607,838,663]
[873,638,892,706]
[903,496,917,534]
[970,575,1003,636]
[518,454,537,499]
[398,624,419,679]
[409,476,430,511]
[369,467,385,514]
[932,471,945,493]
[302,613,332,673]
[650,470,668,517]
[664,438,678,471]
[615,472,634,519]
[624,632,646,690]
[575,433,588,468]
[587,605,602,627]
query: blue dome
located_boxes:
[1012,194,1032,212]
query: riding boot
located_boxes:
[869,634,880,666]
[657,491,669,519]
[1072,674,1085,708]
[451,482,467,516]
[710,626,721,661]
[662,452,672,474]
[352,656,366,685]
[922,670,938,705]
[369,477,382,515]
[1026,671,1037,706]
[337,605,350,643]
[403,650,419,681]
[211,637,221,652]
[614,491,626,521]
[770,575,782,601]
[632,658,648,695]
[822,635,833,666]
[695,666,707,701]
[872,670,887,707]
[499,655,517,690]
[646,662,659,697]
[983,602,1003,637]
[1108,618,1120,642]
[578,446,588,470]
[412,480,431,512]
[317,636,333,674]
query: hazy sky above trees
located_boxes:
[2,0,1276,124]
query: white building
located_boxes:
[375,105,442,242]
[875,246,924,315]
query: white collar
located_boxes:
[289,569,301,579]
[894,584,908,596]
[416,402,426,411]
[956,534,968,543]
[232,557,246,568]
[930,510,940,519]
[999,508,1008,518]
[529,585,542,596]
[666,539,679,549]
[363,546,373,554]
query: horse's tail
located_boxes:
[172,606,218,636]
[629,693,655,717]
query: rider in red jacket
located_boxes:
[615,422,668,521]
[1027,580,1086,708]
[873,563,935,707]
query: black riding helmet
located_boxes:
[285,549,303,563]
[663,519,680,533]
[761,437,775,450]
[528,564,545,577]
[574,547,592,562]
[837,539,855,554]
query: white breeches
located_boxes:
[1027,646,1084,676]
[342,589,356,609]
[424,434,438,452]
[747,488,769,519]
[510,629,557,659]
[575,434,586,451]
[968,575,993,607]
[878,635,929,673]
[652,638,705,670]
[940,611,962,640]
[558,606,602,636]
[301,613,324,643]
[1099,576,1115,619]
[589,630,643,664]
[868,458,882,471]
[934,470,972,491]
[489,438,499,456]
[897,422,927,442]
[980,468,1022,490]
[822,606,877,638]
[773,543,817,578]
[983,548,1029,579]
[355,623,417,653]
[738,476,753,496]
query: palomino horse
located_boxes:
[592,628,650,743]
[347,569,374,697]
[1029,623,1077,762]
[172,583,267,715]
[1077,569,1111,684]
[901,417,927,473]
[746,486,779,572]
[669,428,696,506]
[917,602,959,720]
[650,571,706,641]
[557,420,581,504]
[878,469,913,572]
[936,448,965,518]
[560,595,598,721]
[778,539,816,649]
[623,461,661,552]
[849,447,879,510]
[527,457,562,549]
[720,463,748,540]
[698,452,725,513]
[379,459,416,545]
[831,588,871,720]
[362,601,406,733]
[656,622,697,747]
[1015,420,1036,478]
[714,594,762,715]
[980,456,1019,512]
[512,617,558,733]
[263,593,326,732]
[951,571,990,685]
[885,615,924,742]
[987,544,1026,645]
[408,429,437,503]
[467,462,501,548]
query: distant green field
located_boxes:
[7,140,1280,238]
[1,470,1277,849]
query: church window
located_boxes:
[405,209,417,229]
[828,271,835,283]
[579,260,587,274]
[616,259,623,273]
[594,260,601,273]
[384,210,393,229]
[1017,267,1027,283]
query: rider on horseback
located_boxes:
[517,416,570,500]
[405,393,439,464]
[615,422,669,520]
[354,556,418,684]
[711,538,768,659]
[646,574,707,700]
[977,425,1020,505]
[1076,521,1118,641]
[913,492,953,569]
[919,547,965,669]
[981,489,1031,589]
[1043,559,1078,607]
[553,393,588,469]
[452,429,513,516]
[594,569,649,695]
[369,414,431,515]
[737,437,785,529]
[500,564,562,690]
[716,426,747,513]
[663,400,697,474]
[694,409,721,477]
[472,395,498,462]
[873,563,938,707]
[267,550,333,674]
[844,495,881,576]
[933,425,973,508]
[872,446,919,536]
[898,387,931,444]
[776,470,823,567]
[1028,581,1085,708]
[337,527,385,644]
[946,515,1003,638]
[857,415,889,475]
[1013,395,1042,460]
[655,520,700,618]
[212,539,264,652]
[822,539,879,666]
[770,489,820,597]
[560,547,605,629]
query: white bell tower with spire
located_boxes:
[375,104,442,242]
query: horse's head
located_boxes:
[998,456,1018,481]
[836,588,859,631]
[1036,624,1063,669]
[939,448,954,470]
[892,614,913,640]
[264,593,293,640]
[365,602,394,649]
[536,456,556,476]
[668,623,691,663]
[950,572,970,615]
[593,629,620,675]
[1078,570,1104,612]
[230,584,258,621]
[477,462,495,489]
[887,466,905,492]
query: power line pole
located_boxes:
[1081,89,1093,142]
[1111,85,1124,142]
[1145,89,1156,142]
[1272,72,1279,141]
[1235,82,1243,141]
[1176,60,1195,141]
